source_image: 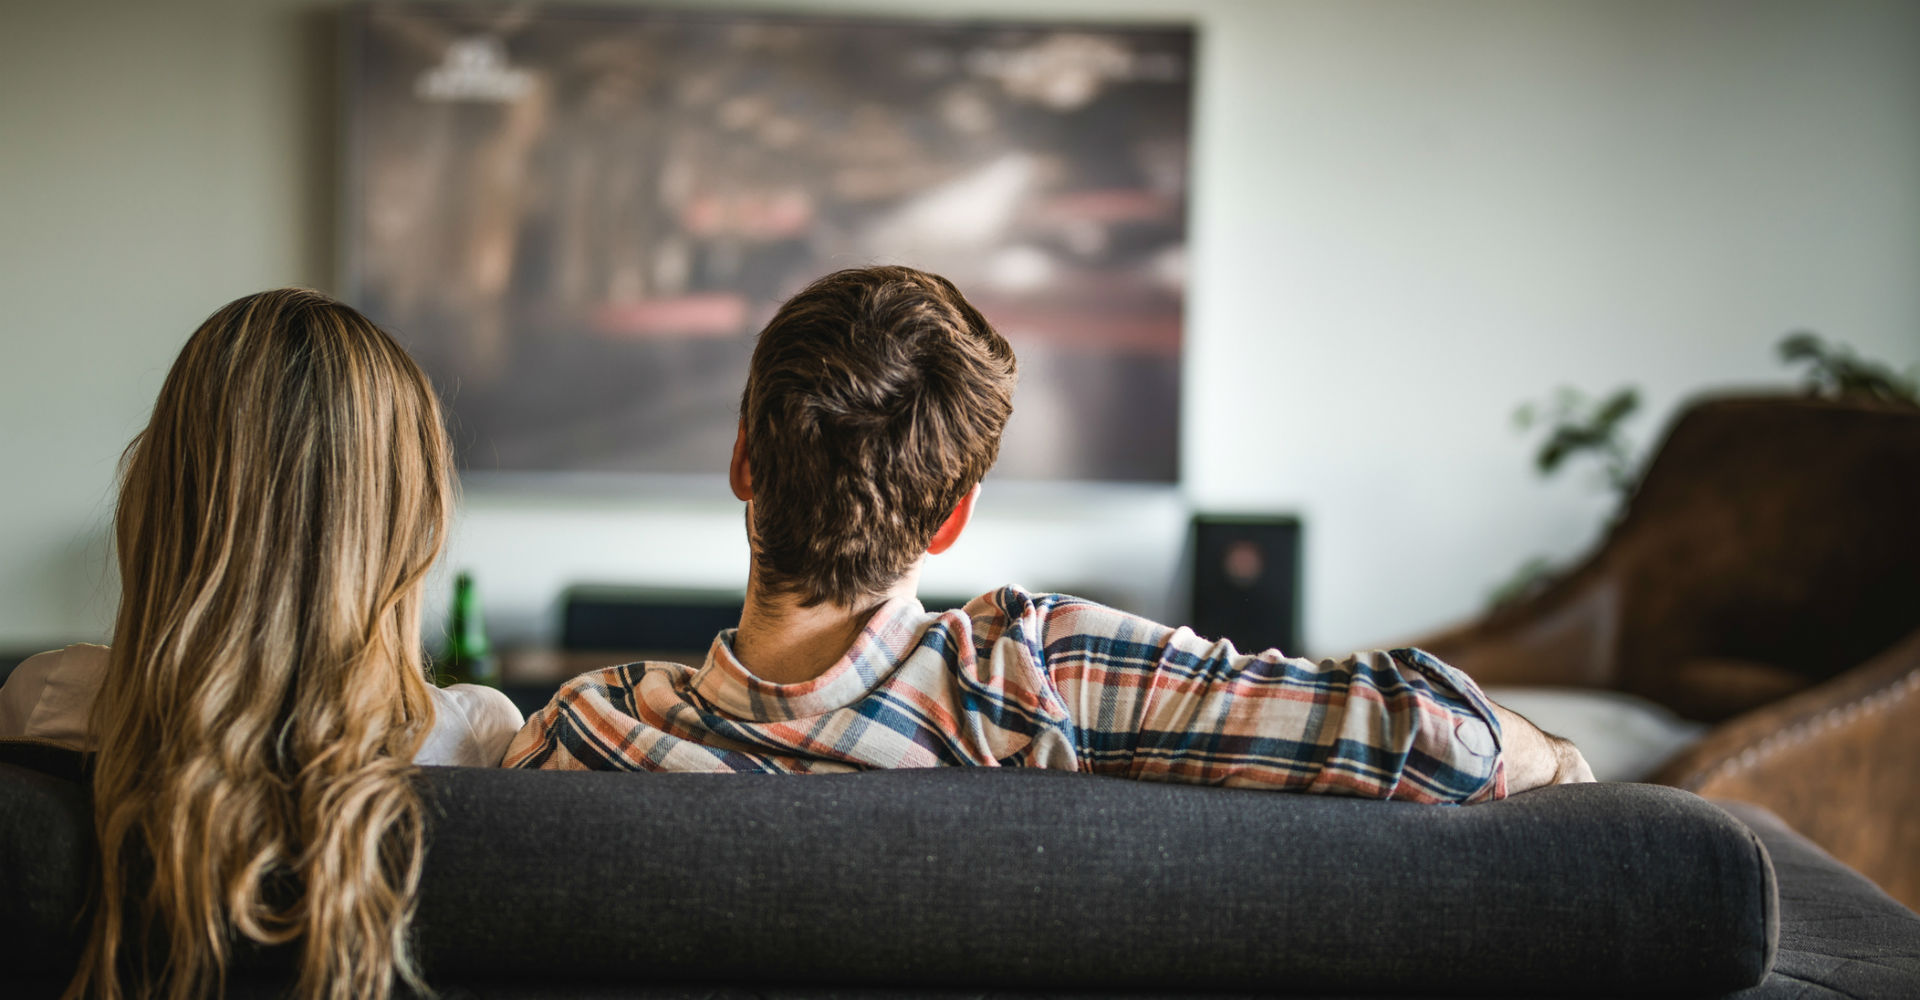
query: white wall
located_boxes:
[3,0,1916,655]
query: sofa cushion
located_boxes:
[1719,802,1920,998]
[0,752,1775,995]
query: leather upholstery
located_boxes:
[1408,394,1920,909]
[1656,628,1920,911]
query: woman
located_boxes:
[0,289,521,999]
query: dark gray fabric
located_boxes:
[0,751,1788,996]
[1720,802,1920,999]
[0,760,91,975]
[411,768,1770,995]
[0,738,89,784]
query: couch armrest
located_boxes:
[1717,801,1920,995]
[1653,627,1920,911]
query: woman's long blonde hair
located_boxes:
[69,289,454,1000]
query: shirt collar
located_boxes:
[690,596,930,720]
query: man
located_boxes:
[506,265,1593,800]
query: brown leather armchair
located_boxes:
[1408,394,1920,909]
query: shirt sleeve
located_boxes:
[501,674,597,771]
[501,667,646,771]
[1011,591,1506,804]
[456,684,528,767]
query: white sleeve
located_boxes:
[420,684,527,767]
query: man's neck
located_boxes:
[732,565,922,685]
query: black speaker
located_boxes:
[1188,515,1301,656]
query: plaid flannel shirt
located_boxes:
[504,586,1508,803]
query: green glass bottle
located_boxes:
[444,572,499,687]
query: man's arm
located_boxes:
[1004,592,1517,803]
[1489,702,1596,791]
[501,668,636,771]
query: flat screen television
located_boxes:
[342,3,1193,483]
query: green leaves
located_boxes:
[1487,332,1913,611]
[1513,385,1642,493]
[1778,331,1919,406]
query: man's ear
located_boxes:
[729,422,753,501]
[927,484,980,555]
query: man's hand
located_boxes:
[1491,703,1596,793]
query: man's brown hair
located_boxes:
[740,266,1017,606]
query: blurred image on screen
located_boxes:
[345,4,1193,482]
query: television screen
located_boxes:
[343,3,1193,482]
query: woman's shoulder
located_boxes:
[419,683,526,767]
[429,681,519,719]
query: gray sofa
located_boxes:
[3,743,1917,998]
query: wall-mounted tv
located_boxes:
[342,3,1193,483]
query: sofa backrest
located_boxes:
[0,748,1776,995]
